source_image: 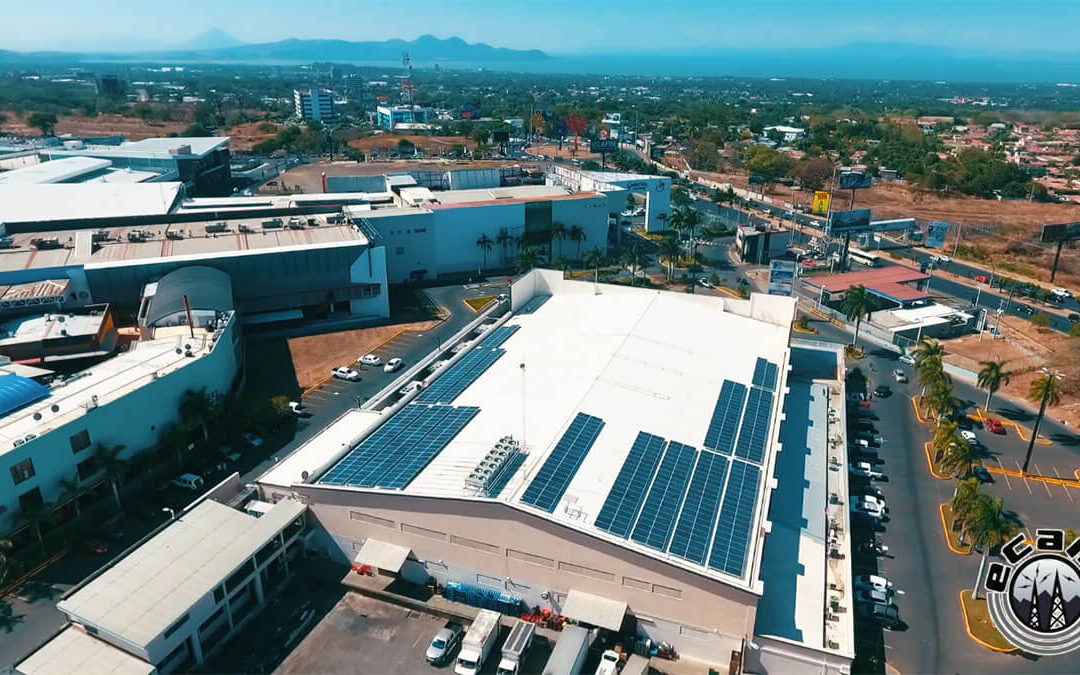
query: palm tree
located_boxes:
[179,388,216,440]
[21,501,54,558]
[552,256,573,276]
[940,437,979,478]
[933,421,962,459]
[658,237,681,280]
[475,234,494,275]
[496,229,514,267]
[551,222,567,258]
[977,360,1011,412]
[1023,370,1062,473]
[951,478,986,523]
[621,244,645,286]
[96,444,128,510]
[840,285,872,348]
[517,247,542,274]
[927,377,960,424]
[964,497,1021,599]
[568,225,587,261]
[912,337,945,374]
[583,248,605,286]
[0,538,14,586]
[57,474,85,520]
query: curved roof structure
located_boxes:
[144,265,234,327]
[0,375,49,419]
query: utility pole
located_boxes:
[953,222,963,257]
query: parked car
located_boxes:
[855,574,894,593]
[1016,304,1036,316]
[892,369,907,383]
[873,384,892,398]
[384,358,405,373]
[219,446,242,463]
[697,277,713,289]
[288,400,306,416]
[1051,288,1073,300]
[171,473,205,491]
[1068,313,1080,323]
[332,366,361,381]
[858,602,901,628]
[850,496,884,519]
[960,430,980,446]
[986,418,1006,434]
[426,621,465,666]
[898,353,916,365]
[974,275,989,284]
[856,587,894,605]
[239,432,263,447]
[359,354,382,367]
[973,466,994,483]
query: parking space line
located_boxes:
[1054,467,1075,502]
[1033,464,1054,498]
[1015,459,1033,494]
[994,457,1012,491]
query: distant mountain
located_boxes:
[175,29,245,51]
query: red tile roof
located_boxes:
[806,267,930,302]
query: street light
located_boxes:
[417,333,442,353]
[162,507,176,520]
[1021,367,1063,475]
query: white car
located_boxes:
[697,277,714,288]
[288,401,305,415]
[850,497,884,519]
[960,430,979,445]
[855,574,894,593]
[359,354,382,366]
[1051,288,1072,299]
[384,358,404,373]
[898,353,916,365]
[893,369,907,383]
[856,587,894,605]
[399,381,423,396]
[332,367,361,381]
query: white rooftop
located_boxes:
[578,170,665,184]
[875,302,974,330]
[430,184,571,205]
[0,182,182,224]
[0,156,111,184]
[47,136,228,160]
[58,498,305,649]
[16,625,154,675]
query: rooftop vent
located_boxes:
[464,436,527,498]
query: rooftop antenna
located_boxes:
[519,360,527,450]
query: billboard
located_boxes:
[768,259,798,296]
[839,171,873,190]
[589,138,618,154]
[829,209,873,233]
[492,130,510,144]
[812,191,831,215]
[926,222,949,248]
[1041,222,1080,243]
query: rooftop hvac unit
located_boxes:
[127,230,149,242]
[166,230,184,240]
[261,219,284,230]
[464,436,527,498]
[239,224,255,233]
[205,222,228,234]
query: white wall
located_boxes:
[365,211,437,284]
[432,203,525,276]
[551,197,610,258]
[348,246,391,318]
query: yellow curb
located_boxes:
[885,663,902,675]
[717,285,743,298]
[969,408,1052,447]
[939,503,973,555]
[912,397,935,425]
[791,324,819,335]
[959,590,1018,653]
[985,465,1080,490]
[463,296,495,313]
[924,442,952,480]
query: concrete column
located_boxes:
[252,569,265,605]
[189,633,205,665]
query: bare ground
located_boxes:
[0,110,189,140]
[273,159,526,193]
[287,321,439,390]
[525,142,601,160]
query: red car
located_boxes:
[974,275,989,284]
[986,418,1006,434]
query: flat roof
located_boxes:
[0,157,112,184]
[578,170,667,184]
[804,267,930,303]
[16,625,155,675]
[0,310,106,348]
[428,190,603,211]
[58,498,305,649]
[874,303,974,330]
[0,183,182,225]
[47,136,228,160]
[301,273,796,591]
[429,184,572,205]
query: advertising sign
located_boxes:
[926,222,949,248]
[768,259,797,296]
[812,191,831,215]
[589,138,618,154]
[839,171,873,190]
[829,209,873,233]
[1041,222,1080,243]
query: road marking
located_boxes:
[1015,459,1033,494]
[1033,463,1054,498]
[995,457,1012,490]
[1055,467,1075,502]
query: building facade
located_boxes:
[294,89,335,122]
[376,105,430,130]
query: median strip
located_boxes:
[938,503,972,555]
[959,590,1017,653]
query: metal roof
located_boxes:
[561,589,627,631]
[352,538,411,572]
[804,267,930,302]
[0,374,49,418]
[0,182,182,224]
[16,625,155,675]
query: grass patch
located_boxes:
[960,590,1017,652]
[940,503,973,554]
[463,296,496,313]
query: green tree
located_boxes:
[964,497,1021,599]
[927,377,960,424]
[840,285,872,348]
[940,436,981,478]
[933,420,963,460]
[671,186,692,208]
[21,501,54,558]
[568,225,587,261]
[550,222,567,259]
[0,538,14,586]
[1031,313,1053,329]
[977,359,1011,411]
[517,247,542,273]
[179,388,216,439]
[620,244,645,286]
[96,444,128,510]
[476,234,494,274]
[744,145,794,191]
[951,478,986,525]
[583,248,605,286]
[27,112,57,136]
[1023,370,1062,473]
[552,256,573,275]
[659,236,681,280]
[57,474,85,520]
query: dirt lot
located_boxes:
[348,134,476,156]
[225,121,282,151]
[525,142,601,160]
[273,159,525,193]
[0,110,189,140]
[288,321,439,390]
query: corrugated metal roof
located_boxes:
[0,375,50,418]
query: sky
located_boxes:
[4,0,1080,54]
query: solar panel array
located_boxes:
[482,324,519,349]
[416,325,520,404]
[708,459,761,576]
[321,404,479,489]
[520,413,605,512]
[703,381,747,455]
[734,386,774,464]
[752,358,780,392]
[630,441,697,551]
[668,450,730,565]
[594,432,666,538]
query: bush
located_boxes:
[1031,312,1054,329]
[1070,322,1080,338]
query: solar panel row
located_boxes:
[418,348,505,404]
[520,413,605,512]
[482,324,520,349]
[752,358,780,392]
[708,459,761,576]
[668,450,730,565]
[594,432,666,538]
[703,381,747,455]
[734,386,774,464]
[630,441,697,551]
[320,404,479,489]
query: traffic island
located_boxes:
[924,442,952,480]
[845,345,865,359]
[960,590,1017,653]
[939,503,972,555]
[463,296,496,313]
[912,396,936,425]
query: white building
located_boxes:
[763,126,806,143]
[256,271,856,671]
[550,166,672,232]
[294,89,335,122]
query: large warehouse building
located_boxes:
[257,271,856,672]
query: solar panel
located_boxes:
[594,432,667,538]
[520,413,606,512]
[734,386,774,464]
[319,404,478,489]
[703,381,747,455]
[707,459,761,577]
[482,324,519,349]
[668,450,730,565]
[418,347,505,404]
[630,441,697,551]
[752,358,780,392]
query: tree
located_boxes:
[912,337,945,372]
[27,112,57,136]
[21,501,53,558]
[0,538,14,586]
[496,229,515,267]
[96,444,128,510]
[1031,312,1053,330]
[583,248,605,286]
[568,225,587,260]
[57,474,85,520]
[841,285,872,348]
[671,186,692,208]
[964,497,1021,599]
[182,123,214,137]
[550,222,567,258]
[743,145,794,192]
[476,234,494,274]
[1023,370,1062,473]
[552,256,573,275]
[977,360,1011,411]
[659,236,681,280]
[517,247,542,273]
[794,157,834,190]
[179,388,216,439]
[940,437,980,478]
[951,478,986,525]
[933,420,963,459]
[621,244,645,286]
[927,377,960,423]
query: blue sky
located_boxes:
[5,0,1080,53]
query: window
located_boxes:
[449,535,499,555]
[557,561,614,582]
[69,430,91,454]
[10,459,35,485]
[506,549,554,568]
[401,523,445,540]
[163,613,190,639]
[225,559,255,593]
[213,586,225,604]
[350,511,395,528]
[18,487,42,513]
[395,246,405,255]
[76,457,98,481]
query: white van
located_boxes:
[171,473,204,491]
